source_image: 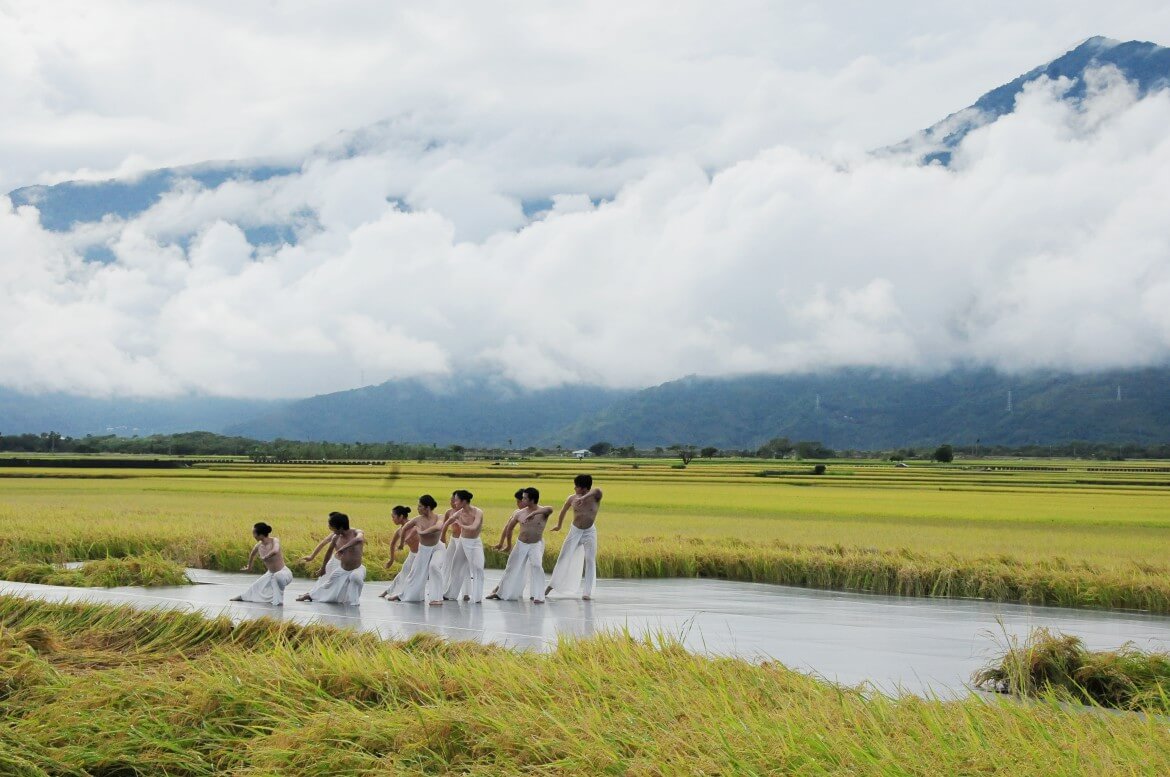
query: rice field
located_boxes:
[1,595,1167,775]
[2,456,1169,611]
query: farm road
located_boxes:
[4,570,1169,696]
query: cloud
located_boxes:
[4,67,1170,398]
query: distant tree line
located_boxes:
[0,432,461,461]
[3,431,1168,461]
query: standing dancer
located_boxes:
[388,495,447,605]
[488,487,552,603]
[441,492,468,601]
[295,512,366,604]
[546,474,603,600]
[231,522,293,605]
[380,505,416,599]
[438,489,486,603]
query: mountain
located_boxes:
[226,378,631,447]
[548,368,1170,450]
[890,36,1170,165]
[0,388,285,438]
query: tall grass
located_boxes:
[0,595,1167,775]
[974,627,1170,712]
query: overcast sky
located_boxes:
[2,1,1170,398]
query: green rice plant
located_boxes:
[974,626,1170,712]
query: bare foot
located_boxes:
[533,599,545,605]
[295,594,312,602]
[582,595,592,601]
[544,585,553,596]
[429,600,443,606]
[387,596,400,602]
[486,594,500,600]
[229,596,243,602]
[463,595,470,601]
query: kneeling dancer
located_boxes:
[488,487,552,603]
[232,521,293,605]
[296,512,365,604]
[388,494,447,605]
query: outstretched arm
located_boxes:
[241,542,259,572]
[494,515,519,551]
[300,534,333,563]
[553,497,573,531]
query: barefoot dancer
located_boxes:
[485,489,529,600]
[295,512,365,604]
[388,495,447,605]
[547,474,603,600]
[379,505,415,599]
[488,487,552,603]
[438,489,486,603]
[441,492,468,601]
[232,522,293,605]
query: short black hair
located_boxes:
[574,474,593,489]
[523,486,540,503]
[453,489,473,503]
[253,522,272,536]
[419,494,438,509]
[328,511,350,530]
[391,505,411,518]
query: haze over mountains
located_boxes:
[3,36,1170,449]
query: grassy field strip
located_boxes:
[0,595,1168,775]
[3,458,1170,612]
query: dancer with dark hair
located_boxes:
[439,489,486,603]
[296,512,365,604]
[546,474,603,600]
[232,521,293,605]
[388,495,447,605]
[441,491,468,601]
[489,486,552,603]
[380,505,415,599]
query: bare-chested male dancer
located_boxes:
[488,487,552,603]
[388,495,447,605]
[232,522,293,605]
[296,512,365,604]
[438,489,486,603]
[546,474,603,600]
[380,505,415,599]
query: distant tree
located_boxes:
[450,445,466,454]
[679,448,696,466]
[932,444,954,463]
[812,464,827,475]
[756,437,794,459]
[588,441,613,456]
[795,440,833,459]
[701,447,718,458]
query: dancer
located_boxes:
[484,489,531,599]
[387,495,447,605]
[379,505,415,599]
[231,522,293,605]
[546,474,603,600]
[295,512,365,604]
[441,492,468,601]
[438,489,486,603]
[488,487,552,603]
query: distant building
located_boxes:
[572,449,592,459]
